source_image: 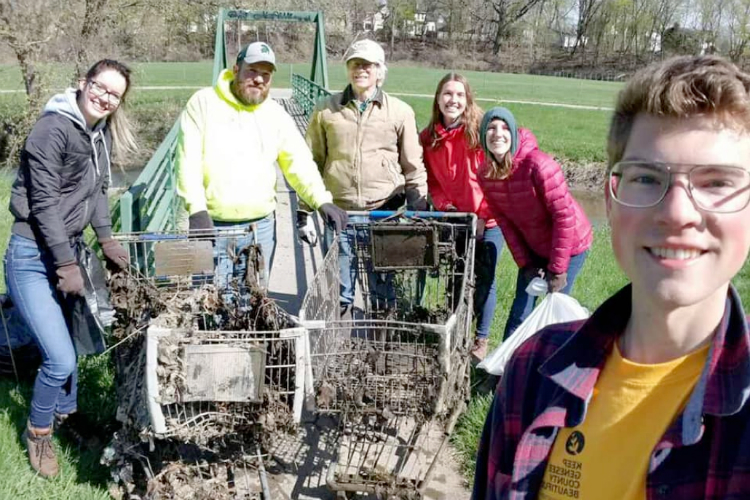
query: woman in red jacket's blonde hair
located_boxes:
[420,73,502,363]
[478,107,593,340]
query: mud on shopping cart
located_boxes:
[300,211,476,499]
[105,229,304,498]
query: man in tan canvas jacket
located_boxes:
[301,39,428,318]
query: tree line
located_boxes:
[3,0,750,94]
[0,0,748,164]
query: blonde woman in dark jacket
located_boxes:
[5,59,136,477]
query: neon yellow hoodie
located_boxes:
[175,69,332,221]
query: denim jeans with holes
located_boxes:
[4,234,78,428]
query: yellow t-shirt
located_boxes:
[538,342,709,500]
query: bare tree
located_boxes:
[489,0,544,54]
[0,0,68,104]
[727,0,750,61]
[571,0,605,57]
[696,0,727,51]
[74,0,110,79]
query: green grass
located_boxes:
[0,61,622,108]
[0,356,115,500]
[0,61,615,165]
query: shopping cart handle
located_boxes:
[138,233,187,241]
[367,210,457,218]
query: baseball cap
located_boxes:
[344,39,385,66]
[237,42,276,70]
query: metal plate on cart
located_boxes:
[154,240,214,276]
[182,344,265,402]
[370,226,439,270]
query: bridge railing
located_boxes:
[112,121,180,233]
[291,73,332,117]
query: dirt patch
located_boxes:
[561,160,607,193]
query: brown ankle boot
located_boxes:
[23,424,59,478]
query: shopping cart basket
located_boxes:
[299,211,476,498]
[110,230,305,444]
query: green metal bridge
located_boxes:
[112,9,334,233]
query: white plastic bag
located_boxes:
[477,281,590,376]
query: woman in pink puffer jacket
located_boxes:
[478,107,593,340]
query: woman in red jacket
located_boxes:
[478,107,592,340]
[420,73,502,362]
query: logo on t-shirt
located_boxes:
[565,430,585,456]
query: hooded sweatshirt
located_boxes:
[478,108,592,274]
[419,123,496,227]
[175,69,333,221]
[10,89,113,267]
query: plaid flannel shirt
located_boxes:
[473,285,750,500]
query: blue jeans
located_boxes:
[4,234,78,428]
[474,226,504,339]
[324,216,396,310]
[502,250,589,341]
[214,213,276,292]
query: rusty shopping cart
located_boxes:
[300,211,476,499]
[106,229,304,498]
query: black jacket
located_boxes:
[10,90,113,267]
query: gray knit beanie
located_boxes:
[479,106,518,158]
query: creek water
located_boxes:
[570,189,607,227]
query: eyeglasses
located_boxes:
[87,80,122,106]
[609,161,750,213]
[347,60,376,71]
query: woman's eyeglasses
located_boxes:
[87,80,122,107]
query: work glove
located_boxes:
[407,195,428,212]
[188,210,214,234]
[99,238,129,270]
[296,211,318,247]
[318,203,348,234]
[521,266,544,283]
[56,263,85,296]
[546,271,568,293]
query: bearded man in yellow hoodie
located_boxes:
[175,42,346,289]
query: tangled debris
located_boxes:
[401,305,451,324]
[104,252,299,499]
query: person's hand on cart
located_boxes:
[296,210,318,246]
[406,192,428,211]
[318,203,348,234]
[187,210,217,242]
[99,238,129,271]
[476,218,486,240]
